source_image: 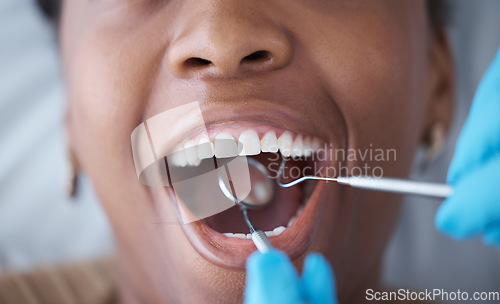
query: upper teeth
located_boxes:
[238,129,261,156]
[214,132,238,158]
[261,130,279,153]
[197,134,215,159]
[278,131,293,157]
[170,128,321,167]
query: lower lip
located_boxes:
[181,180,330,270]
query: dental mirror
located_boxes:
[218,157,275,252]
[218,157,274,209]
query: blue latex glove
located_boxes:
[244,250,337,304]
[436,47,500,246]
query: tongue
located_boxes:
[204,153,303,233]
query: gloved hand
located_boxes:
[244,250,337,304]
[436,47,500,246]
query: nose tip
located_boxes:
[167,16,293,78]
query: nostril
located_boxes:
[241,50,272,65]
[179,51,276,76]
[184,57,213,69]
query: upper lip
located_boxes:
[197,99,332,144]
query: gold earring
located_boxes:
[66,152,79,197]
[422,122,446,169]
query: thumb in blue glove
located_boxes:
[436,47,500,246]
[244,250,337,304]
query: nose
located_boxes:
[167,3,293,78]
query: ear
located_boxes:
[421,29,455,145]
[65,111,79,197]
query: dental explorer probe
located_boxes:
[218,159,275,253]
[277,159,453,198]
[239,208,275,253]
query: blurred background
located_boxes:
[0,0,499,301]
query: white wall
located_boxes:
[0,0,113,272]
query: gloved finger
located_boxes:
[244,250,302,304]
[301,253,337,304]
[436,156,500,239]
[447,47,500,184]
[483,228,500,247]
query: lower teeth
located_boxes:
[222,202,307,238]
[223,225,286,239]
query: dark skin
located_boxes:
[60,0,453,303]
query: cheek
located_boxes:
[61,5,168,178]
[292,1,429,176]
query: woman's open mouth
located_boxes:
[168,122,334,270]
